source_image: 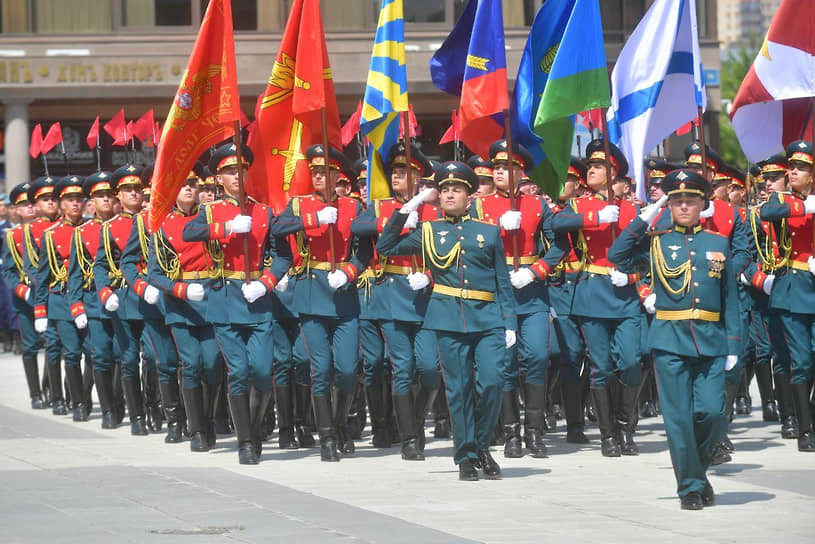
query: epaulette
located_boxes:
[646,229,672,236]
[703,229,727,238]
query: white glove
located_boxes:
[549,306,558,320]
[638,194,668,224]
[74,313,88,329]
[804,194,815,214]
[230,214,252,234]
[186,283,205,301]
[23,288,30,302]
[609,269,630,287]
[241,280,267,304]
[327,269,349,289]
[739,273,751,286]
[274,274,289,293]
[725,355,739,371]
[809,256,815,276]
[400,187,434,215]
[598,204,620,224]
[499,210,522,231]
[143,285,160,305]
[34,318,48,334]
[505,329,517,349]
[700,202,715,218]
[407,272,430,291]
[316,206,337,225]
[509,267,535,289]
[762,274,775,295]
[105,293,119,312]
[403,211,419,230]
[643,293,656,314]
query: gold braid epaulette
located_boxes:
[291,197,310,275]
[44,228,68,288]
[73,227,94,289]
[152,230,181,281]
[749,206,778,272]
[135,214,150,267]
[203,203,225,279]
[569,199,589,272]
[102,222,124,288]
[421,222,460,270]
[649,234,691,296]
[6,229,27,285]
[23,223,40,268]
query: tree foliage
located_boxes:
[718,36,763,166]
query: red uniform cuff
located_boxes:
[340,263,359,282]
[99,286,113,304]
[637,284,652,300]
[209,222,227,239]
[530,260,550,280]
[789,197,806,217]
[259,272,278,292]
[303,212,320,232]
[133,278,149,298]
[627,273,640,285]
[581,212,600,228]
[751,270,768,290]
[172,282,187,300]
[70,302,86,318]
[34,305,47,319]
[14,283,29,300]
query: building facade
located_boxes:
[718,0,780,52]
[0,0,721,192]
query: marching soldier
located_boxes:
[351,142,441,461]
[2,183,45,409]
[469,155,495,197]
[609,168,740,510]
[197,166,219,204]
[271,144,372,462]
[471,140,560,458]
[24,176,65,415]
[377,161,517,481]
[182,143,291,465]
[759,140,815,452]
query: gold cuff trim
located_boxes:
[656,309,720,322]
[433,284,495,302]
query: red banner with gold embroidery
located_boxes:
[248,0,341,213]
[149,0,240,230]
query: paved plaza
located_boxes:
[0,352,812,543]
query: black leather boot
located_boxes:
[432,392,451,438]
[41,366,51,407]
[413,384,438,453]
[184,386,208,452]
[792,383,815,452]
[333,389,356,455]
[295,383,316,447]
[249,387,273,458]
[22,354,45,409]
[112,362,126,425]
[477,449,502,480]
[561,376,589,444]
[160,380,184,444]
[720,382,738,454]
[618,383,639,456]
[313,394,339,461]
[214,380,232,435]
[592,387,621,457]
[523,383,548,457]
[202,381,220,448]
[66,365,88,421]
[228,393,257,464]
[347,379,367,440]
[94,369,116,429]
[501,390,523,458]
[366,384,390,448]
[123,377,148,435]
[143,369,163,433]
[755,363,779,421]
[776,372,798,438]
[275,384,298,449]
[82,359,95,414]
[394,393,423,460]
[735,359,753,415]
[48,361,67,415]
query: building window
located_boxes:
[121,0,198,29]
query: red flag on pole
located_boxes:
[249,0,342,212]
[341,101,362,147]
[30,124,43,158]
[149,0,241,230]
[41,123,63,154]
[132,110,155,142]
[675,117,698,136]
[86,117,100,149]
[580,108,604,131]
[104,109,127,146]
[439,110,460,144]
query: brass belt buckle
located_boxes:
[460,288,469,299]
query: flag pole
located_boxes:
[503,109,520,271]
[697,107,708,181]
[321,107,337,272]
[402,110,419,273]
[96,127,102,172]
[600,108,614,202]
[232,120,252,283]
[60,139,71,175]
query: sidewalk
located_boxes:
[0,352,812,543]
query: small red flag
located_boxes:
[341,101,363,147]
[29,124,43,158]
[104,109,127,146]
[399,104,421,139]
[580,109,604,131]
[439,110,460,144]
[86,117,100,149]
[676,117,698,136]
[132,110,155,142]
[41,123,63,154]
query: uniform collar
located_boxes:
[63,217,82,227]
[444,213,471,224]
[172,205,198,217]
[119,211,134,219]
[587,190,608,202]
[223,196,240,206]
[673,223,703,235]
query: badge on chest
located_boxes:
[706,251,725,278]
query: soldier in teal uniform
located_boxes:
[271,145,372,462]
[183,143,292,464]
[377,161,517,481]
[609,169,740,510]
[24,176,65,415]
[34,175,91,421]
[758,140,815,452]
[2,183,46,409]
[351,142,441,461]
[68,171,121,428]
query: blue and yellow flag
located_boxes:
[360,0,408,202]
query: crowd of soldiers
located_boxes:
[3,132,814,510]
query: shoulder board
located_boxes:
[44,222,60,232]
[703,229,727,238]
[470,218,493,226]
[103,215,119,225]
[646,229,672,237]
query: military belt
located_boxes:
[308,259,348,271]
[433,284,495,302]
[656,308,720,322]
[383,264,413,275]
[179,270,214,280]
[788,259,810,272]
[584,263,612,275]
[222,270,261,280]
[506,255,538,266]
